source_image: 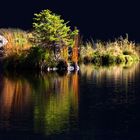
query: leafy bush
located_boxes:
[102,54,116,65]
[116,55,126,64]
[92,55,102,64]
[125,55,133,62]
[83,56,92,64]
[25,47,44,67]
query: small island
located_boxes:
[0,9,139,72]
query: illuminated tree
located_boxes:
[33,9,79,60]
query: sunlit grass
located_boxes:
[0,28,32,57]
[80,35,139,65]
[1,28,140,70]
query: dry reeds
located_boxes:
[80,35,139,65]
[0,28,32,57]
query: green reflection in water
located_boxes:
[32,72,79,135]
[0,62,139,135]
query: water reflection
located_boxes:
[0,76,32,130]
[33,72,79,135]
[0,63,140,139]
[79,63,140,140]
[80,63,140,106]
[0,72,79,135]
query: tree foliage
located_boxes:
[33,9,79,49]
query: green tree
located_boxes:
[33,9,79,51]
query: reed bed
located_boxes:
[0,29,139,70]
[80,36,139,65]
[0,28,32,56]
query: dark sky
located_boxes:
[0,0,140,41]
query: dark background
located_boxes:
[0,0,140,41]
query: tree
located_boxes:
[32,9,79,51]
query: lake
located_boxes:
[0,63,140,140]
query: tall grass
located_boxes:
[0,28,32,56]
[1,29,139,70]
[80,35,139,65]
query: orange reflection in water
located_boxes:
[0,77,32,128]
[0,78,31,112]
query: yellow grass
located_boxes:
[80,35,139,61]
[0,28,32,56]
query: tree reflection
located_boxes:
[33,72,79,135]
[0,72,79,134]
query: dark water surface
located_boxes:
[0,63,140,140]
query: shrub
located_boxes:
[102,54,116,65]
[80,35,139,65]
[116,55,126,64]
[83,56,92,64]
[131,54,139,61]
[92,55,102,65]
[125,55,133,62]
